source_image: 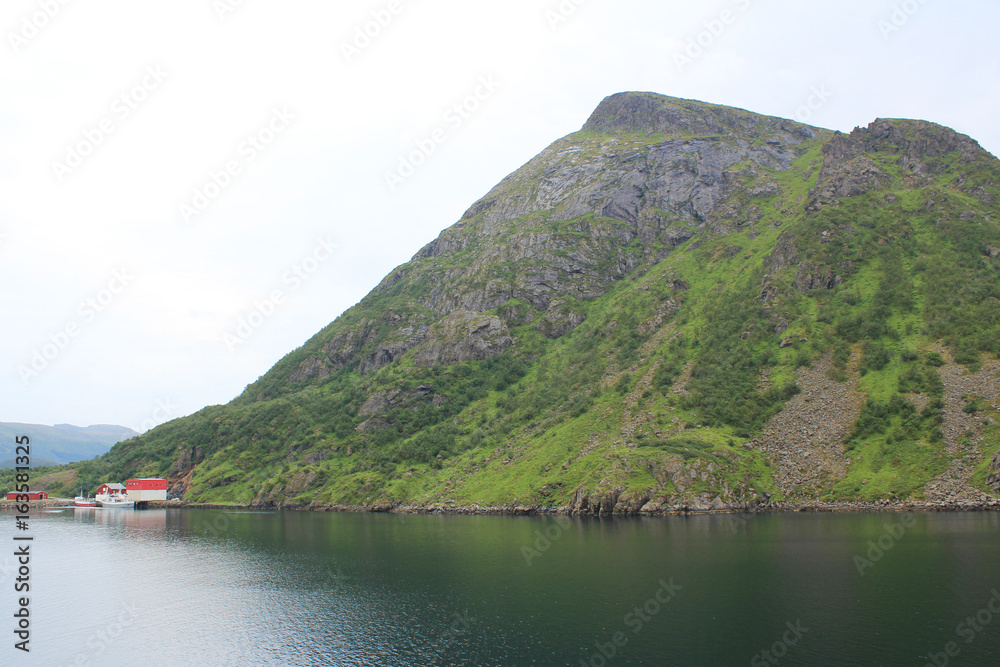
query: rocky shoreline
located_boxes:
[4,497,998,515]
[137,497,1000,516]
[0,498,79,509]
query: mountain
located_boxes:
[0,422,137,467]
[71,92,1000,512]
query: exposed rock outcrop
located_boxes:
[355,385,443,433]
[581,92,815,142]
[808,118,988,210]
[795,263,843,293]
[987,452,1000,494]
[358,386,442,417]
[536,300,587,339]
[568,485,628,516]
[358,324,430,374]
[413,311,513,366]
[760,235,843,302]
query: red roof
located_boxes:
[126,478,168,489]
[6,491,47,500]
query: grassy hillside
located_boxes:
[34,94,1000,511]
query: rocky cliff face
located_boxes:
[99,92,1000,512]
[266,94,830,393]
[808,118,987,209]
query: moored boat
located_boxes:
[93,482,135,508]
[95,492,135,509]
[74,490,98,507]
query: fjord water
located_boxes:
[6,510,1000,666]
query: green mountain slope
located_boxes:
[69,92,1000,512]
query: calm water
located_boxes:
[2,509,999,666]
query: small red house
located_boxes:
[5,491,48,500]
[95,483,127,497]
[126,478,168,502]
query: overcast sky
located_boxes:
[1,0,998,433]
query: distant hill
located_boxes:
[0,423,137,467]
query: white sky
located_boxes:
[1,0,998,432]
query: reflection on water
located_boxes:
[73,506,169,530]
[1,509,998,666]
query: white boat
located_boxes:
[95,492,135,509]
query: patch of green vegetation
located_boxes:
[644,436,720,461]
[675,275,801,437]
[827,388,948,500]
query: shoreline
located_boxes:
[143,497,1000,515]
[252,498,1000,518]
[4,497,999,515]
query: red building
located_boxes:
[96,483,127,497]
[126,478,168,502]
[5,491,48,500]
